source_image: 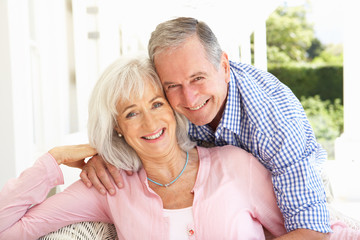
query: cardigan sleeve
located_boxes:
[0,153,110,239]
[248,155,287,237]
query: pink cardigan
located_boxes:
[1,145,297,239]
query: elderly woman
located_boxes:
[0,56,356,239]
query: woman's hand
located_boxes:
[48,144,97,167]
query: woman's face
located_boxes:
[115,81,178,159]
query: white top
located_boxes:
[163,207,194,240]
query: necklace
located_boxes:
[147,151,189,188]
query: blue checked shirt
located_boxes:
[188,61,331,233]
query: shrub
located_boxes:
[269,64,343,103]
[300,95,343,159]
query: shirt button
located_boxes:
[188,229,195,236]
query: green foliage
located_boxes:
[307,38,325,60]
[268,64,343,102]
[301,96,343,139]
[300,96,343,159]
[266,4,343,65]
[266,5,314,63]
[312,44,343,64]
[267,46,292,63]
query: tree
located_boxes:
[312,43,343,64]
[266,5,315,63]
[307,38,325,60]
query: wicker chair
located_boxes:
[328,205,360,230]
[39,222,117,240]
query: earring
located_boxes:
[118,133,122,138]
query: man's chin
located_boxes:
[177,108,213,126]
[186,115,211,126]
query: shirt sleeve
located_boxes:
[0,153,110,239]
[263,118,331,233]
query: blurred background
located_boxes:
[1,0,359,220]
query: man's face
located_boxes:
[154,36,230,129]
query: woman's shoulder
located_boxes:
[197,145,266,172]
[198,145,253,161]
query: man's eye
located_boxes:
[167,84,178,89]
[194,76,204,81]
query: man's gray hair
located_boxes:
[88,56,195,171]
[148,17,223,69]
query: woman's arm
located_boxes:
[48,144,96,166]
[0,145,110,239]
[248,155,287,237]
[0,153,63,233]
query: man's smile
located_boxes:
[188,99,209,111]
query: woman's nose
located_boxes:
[141,112,157,130]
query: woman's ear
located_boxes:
[114,127,123,138]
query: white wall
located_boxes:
[0,0,75,189]
[335,0,360,163]
[0,0,16,187]
[0,0,35,188]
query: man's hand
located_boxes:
[80,155,129,195]
[274,229,330,240]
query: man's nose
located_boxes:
[182,85,198,106]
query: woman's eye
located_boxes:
[126,112,137,118]
[153,102,163,109]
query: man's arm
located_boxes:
[264,118,331,233]
[264,228,330,240]
[249,147,330,240]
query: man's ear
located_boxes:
[221,52,231,83]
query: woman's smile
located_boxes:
[141,128,165,141]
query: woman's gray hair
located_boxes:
[148,17,223,69]
[88,56,195,171]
